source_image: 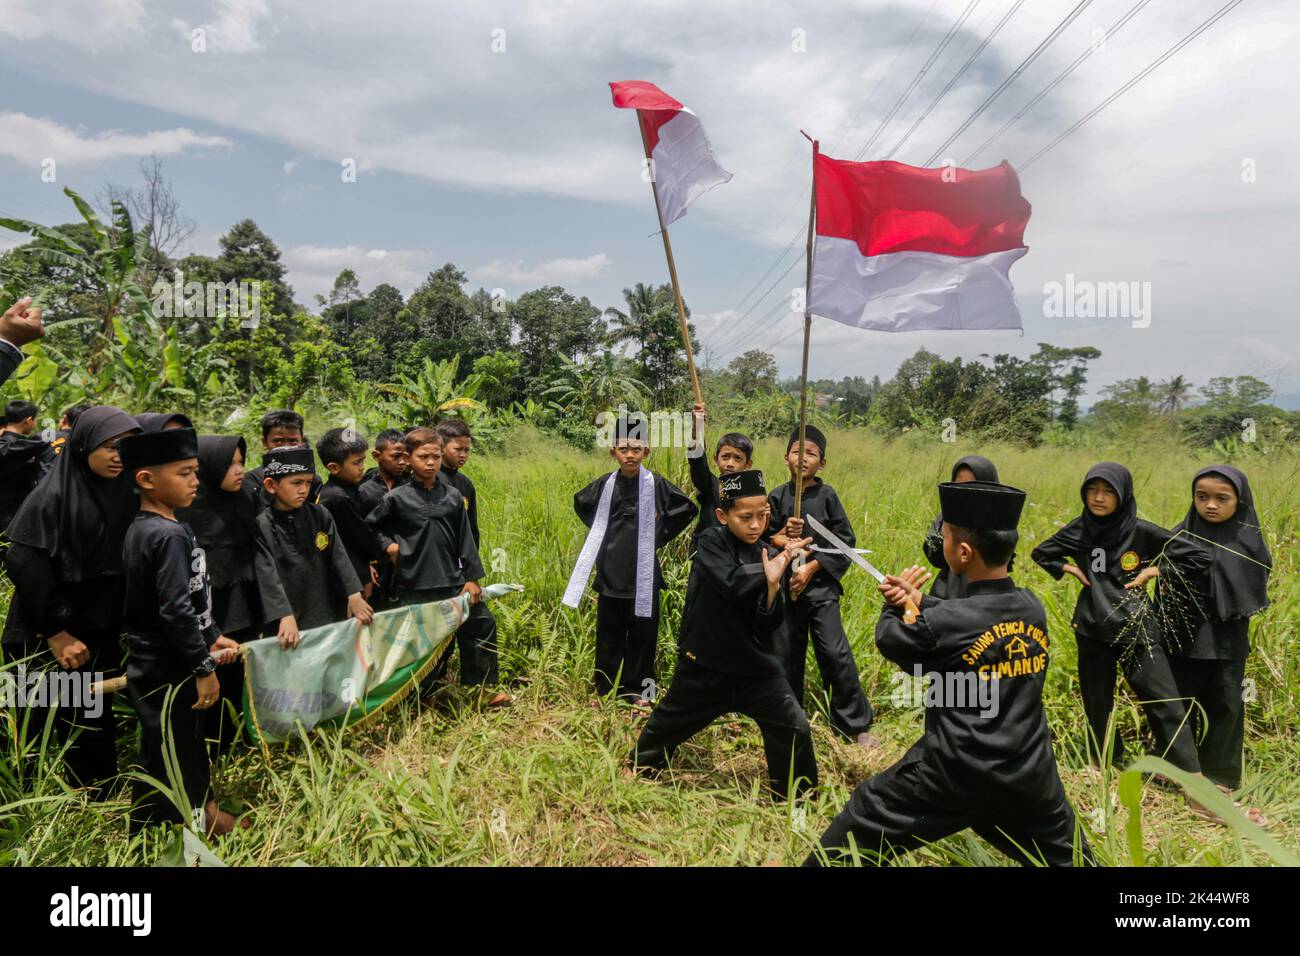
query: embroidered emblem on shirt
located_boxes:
[1120,550,1140,572]
[315,531,330,551]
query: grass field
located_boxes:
[2,425,1296,866]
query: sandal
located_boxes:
[1216,784,1270,827]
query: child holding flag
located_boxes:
[567,415,695,706]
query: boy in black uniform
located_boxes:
[253,446,372,648]
[437,419,481,548]
[0,399,54,531]
[241,409,322,512]
[118,428,242,834]
[317,427,396,605]
[357,428,409,516]
[686,401,753,552]
[629,469,817,800]
[768,426,875,747]
[807,481,1092,866]
[922,455,1004,599]
[567,417,696,704]
[366,428,503,698]
[1030,462,1208,773]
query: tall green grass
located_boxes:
[2,425,1295,865]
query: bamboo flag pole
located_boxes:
[788,134,818,606]
[637,115,703,406]
[793,134,819,521]
[89,645,247,695]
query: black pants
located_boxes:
[1076,634,1200,773]
[10,638,121,797]
[405,586,499,691]
[1169,655,1247,790]
[805,759,1091,867]
[786,596,873,738]
[128,669,211,830]
[630,657,818,800]
[595,593,659,702]
[202,625,259,758]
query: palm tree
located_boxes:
[604,283,670,375]
[1158,374,1192,415]
[543,353,649,421]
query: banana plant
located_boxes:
[0,187,155,370]
[378,355,487,425]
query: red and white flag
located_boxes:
[809,154,1031,332]
[610,80,732,227]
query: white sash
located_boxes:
[563,466,656,618]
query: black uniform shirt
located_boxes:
[573,470,696,599]
[687,453,724,548]
[678,526,787,678]
[1031,518,1210,644]
[767,477,854,602]
[357,470,405,516]
[365,478,484,593]
[319,475,391,583]
[876,577,1066,803]
[254,502,362,630]
[122,511,220,675]
[0,431,54,531]
[440,464,480,547]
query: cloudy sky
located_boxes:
[1,0,1295,404]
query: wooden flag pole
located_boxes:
[789,134,818,605]
[638,115,703,405]
[793,134,819,522]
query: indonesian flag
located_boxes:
[809,154,1031,332]
[610,80,732,227]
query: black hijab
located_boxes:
[177,435,255,588]
[951,455,999,483]
[1175,465,1271,619]
[1078,461,1137,566]
[5,405,142,580]
[136,412,195,432]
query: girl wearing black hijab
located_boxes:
[1,406,142,794]
[176,435,261,752]
[1030,462,1210,776]
[922,455,1006,599]
[1160,465,1271,803]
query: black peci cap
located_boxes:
[718,469,767,502]
[119,427,199,472]
[939,480,1027,530]
[263,445,316,477]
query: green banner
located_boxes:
[243,583,522,745]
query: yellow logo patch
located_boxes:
[1120,550,1140,571]
[315,531,330,552]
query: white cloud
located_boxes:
[175,0,273,54]
[279,244,435,303]
[6,0,1296,397]
[0,112,231,167]
[0,0,146,52]
[474,254,611,287]
[281,159,298,175]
